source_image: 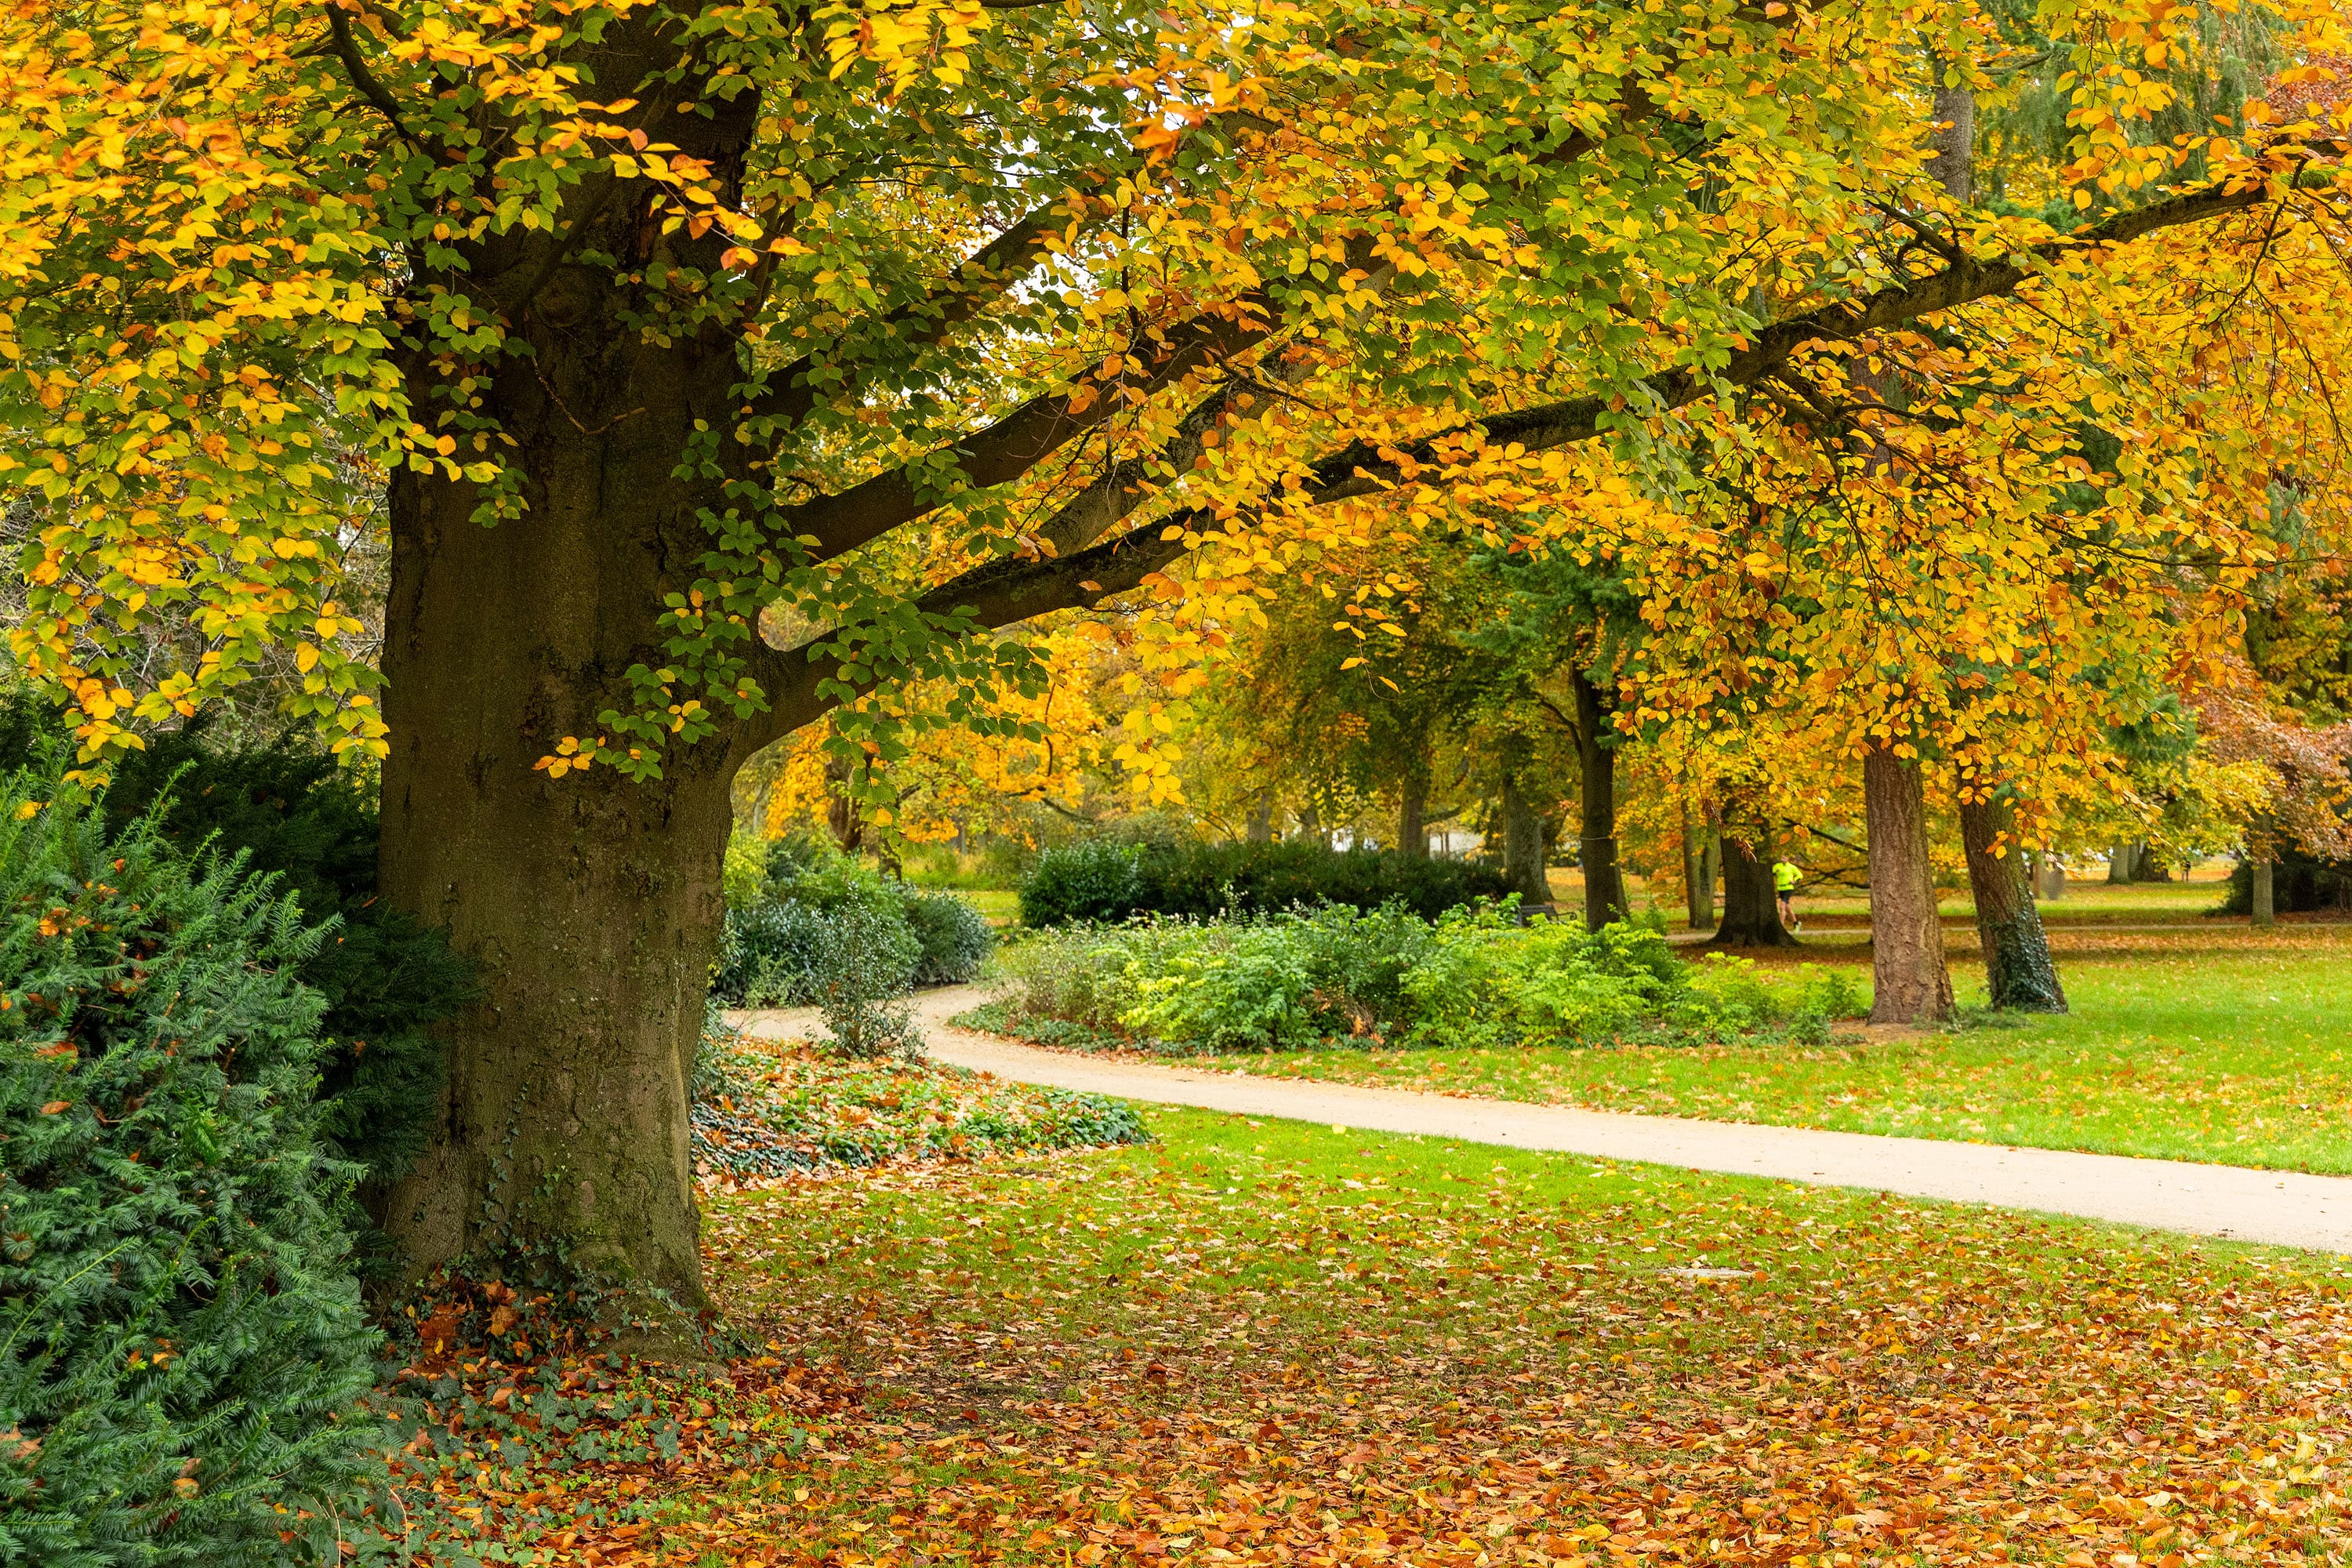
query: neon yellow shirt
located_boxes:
[1772,861,1801,892]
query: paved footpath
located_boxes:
[733,986,2352,1257]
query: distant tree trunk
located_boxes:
[1571,670,1627,927]
[1682,800,1716,932]
[1711,817,1796,947]
[1246,794,1274,844]
[1958,795,2066,1012]
[2031,854,2067,900]
[825,753,863,855]
[1297,802,1325,847]
[1499,765,1551,908]
[2252,857,2276,927]
[2107,842,2138,884]
[1397,766,1431,859]
[1864,746,1955,1025]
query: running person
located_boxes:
[1772,858,1802,931]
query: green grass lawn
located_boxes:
[1105,922,2352,1174]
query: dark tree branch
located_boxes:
[733,521,1192,757]
[1297,172,2318,503]
[749,202,1073,428]
[728,118,2340,762]
[774,292,1281,557]
[327,9,433,156]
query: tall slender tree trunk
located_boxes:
[1498,762,1552,908]
[1682,800,1716,932]
[1957,794,2066,1012]
[1711,816,1796,947]
[2252,856,2276,927]
[1570,670,1626,927]
[1863,746,1954,1025]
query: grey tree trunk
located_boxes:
[2107,842,2139,884]
[1958,795,2066,1012]
[2252,858,2276,927]
[1571,670,1627,927]
[1246,795,1274,844]
[1864,746,1955,1025]
[1711,818,1797,947]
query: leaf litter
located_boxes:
[395,1108,2352,1566]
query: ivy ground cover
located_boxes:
[399,1109,2350,1566]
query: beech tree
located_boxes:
[5,0,2344,1313]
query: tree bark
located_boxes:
[1570,670,1627,927]
[2252,857,2276,927]
[1397,763,1430,860]
[378,386,749,1314]
[1246,794,1274,844]
[1711,818,1797,947]
[825,753,865,855]
[1682,800,1716,932]
[2107,842,2138,884]
[1957,795,2066,1012]
[1498,764,1552,909]
[1863,746,1955,1025]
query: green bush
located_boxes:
[0,762,381,1566]
[811,900,924,1062]
[993,905,1863,1054]
[0,703,473,1184]
[1018,837,1512,927]
[711,836,990,1006]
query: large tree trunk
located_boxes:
[1498,764,1552,908]
[1711,818,1796,947]
[2252,856,2276,927]
[2107,842,2138,884]
[1864,746,1954,1025]
[374,76,766,1313]
[1957,795,2066,1012]
[379,446,742,1316]
[1570,670,1628,927]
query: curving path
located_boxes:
[731,985,2352,1256]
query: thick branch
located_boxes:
[327,9,431,154]
[1298,173,2303,503]
[735,524,1191,757]
[775,292,1279,557]
[752,204,1070,428]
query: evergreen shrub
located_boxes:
[1018,837,1513,927]
[0,702,473,1184]
[0,761,380,1566]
